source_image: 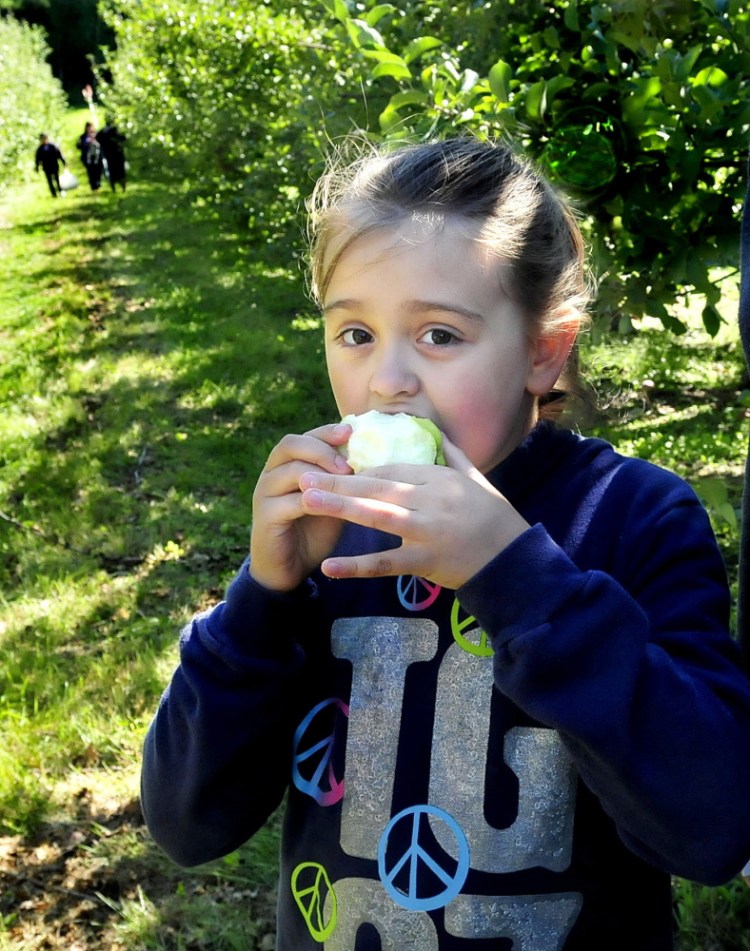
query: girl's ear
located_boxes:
[526,315,580,397]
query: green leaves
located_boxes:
[95,0,749,337]
[315,0,749,335]
[696,476,739,531]
[523,76,576,121]
[488,60,513,102]
[0,17,67,188]
[404,35,444,64]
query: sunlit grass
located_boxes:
[0,147,324,946]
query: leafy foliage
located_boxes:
[96,0,375,256]
[93,0,749,332]
[0,16,68,186]
[1,0,113,92]
[316,0,750,334]
[674,876,750,950]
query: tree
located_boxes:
[96,0,374,252]
[97,0,750,332]
[317,0,750,333]
[0,16,67,187]
[0,0,112,93]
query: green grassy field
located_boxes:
[1,109,750,949]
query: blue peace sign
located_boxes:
[292,697,348,806]
[377,805,470,912]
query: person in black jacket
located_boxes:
[34,133,66,197]
[97,119,127,192]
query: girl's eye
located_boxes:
[341,328,373,345]
[422,328,457,346]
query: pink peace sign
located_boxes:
[397,575,442,612]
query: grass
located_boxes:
[1,108,749,947]
[583,301,748,603]
[0,109,331,949]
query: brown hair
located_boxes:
[307,136,593,421]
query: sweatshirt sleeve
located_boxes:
[737,148,750,664]
[457,466,750,885]
[140,561,320,867]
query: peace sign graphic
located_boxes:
[450,598,494,657]
[377,805,470,912]
[397,575,442,612]
[292,697,349,807]
[291,861,337,942]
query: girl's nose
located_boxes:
[368,345,419,399]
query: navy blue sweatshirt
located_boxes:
[738,153,750,664]
[142,421,750,950]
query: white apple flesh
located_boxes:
[341,410,443,473]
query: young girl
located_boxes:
[141,138,750,949]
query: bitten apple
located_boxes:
[341,410,445,473]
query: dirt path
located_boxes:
[0,773,278,949]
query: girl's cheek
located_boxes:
[445,392,493,432]
[441,408,484,455]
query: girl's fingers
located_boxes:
[261,425,353,482]
[299,469,422,505]
[305,421,353,446]
[440,434,497,492]
[440,433,476,472]
[299,452,526,587]
[301,484,414,535]
[321,551,404,580]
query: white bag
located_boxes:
[59,169,79,191]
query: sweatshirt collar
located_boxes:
[487,420,579,503]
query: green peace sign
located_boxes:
[291,861,337,942]
[450,597,493,656]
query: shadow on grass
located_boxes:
[0,175,325,945]
[0,790,282,950]
[1,178,334,828]
[6,177,335,570]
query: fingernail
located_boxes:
[335,454,351,471]
[323,559,344,577]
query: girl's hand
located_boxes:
[297,435,530,590]
[250,423,353,592]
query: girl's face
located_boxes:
[323,218,562,474]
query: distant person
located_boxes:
[34,133,66,198]
[77,121,103,191]
[97,119,127,192]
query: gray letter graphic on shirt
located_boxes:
[445,891,583,948]
[324,878,439,950]
[332,616,439,858]
[429,641,577,872]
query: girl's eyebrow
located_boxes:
[407,300,486,322]
[323,298,485,322]
[322,298,360,314]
